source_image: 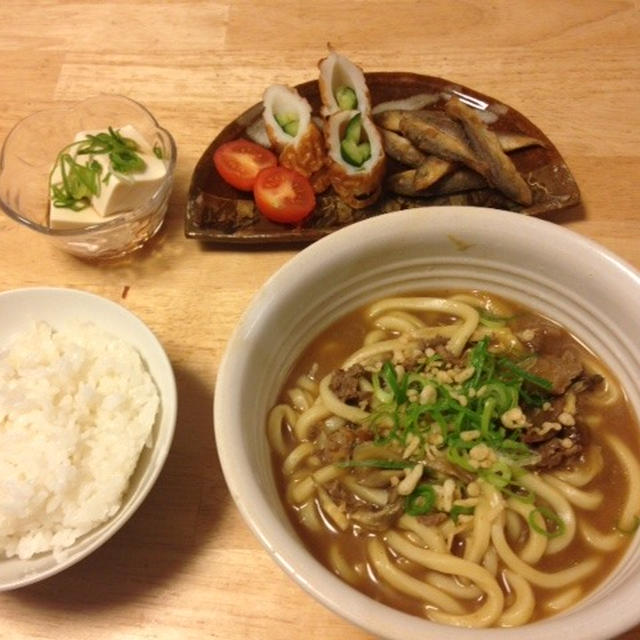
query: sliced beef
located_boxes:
[423,334,469,367]
[524,374,605,437]
[324,478,360,510]
[350,501,404,532]
[509,313,587,395]
[400,335,451,370]
[417,512,448,526]
[526,349,583,395]
[321,425,373,464]
[523,396,565,441]
[511,314,565,353]
[330,364,369,404]
[323,426,356,462]
[398,353,423,372]
[434,345,466,367]
[571,373,604,394]
[522,425,560,445]
[533,437,583,471]
[527,424,585,471]
[423,335,450,349]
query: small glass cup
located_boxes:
[0,95,176,259]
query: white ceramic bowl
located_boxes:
[0,287,177,590]
[215,206,640,640]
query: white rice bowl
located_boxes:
[0,287,176,589]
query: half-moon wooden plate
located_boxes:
[185,72,580,244]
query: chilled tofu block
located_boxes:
[48,200,111,230]
[84,125,167,217]
[49,124,167,230]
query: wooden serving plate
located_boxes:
[185,72,580,244]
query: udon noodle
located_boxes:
[267,292,640,628]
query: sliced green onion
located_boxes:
[110,147,146,173]
[367,408,397,443]
[405,484,436,516]
[499,438,532,457]
[404,403,433,434]
[529,506,566,538]
[371,371,394,404]
[481,461,512,489]
[469,337,490,388]
[447,445,475,472]
[51,153,103,210]
[479,309,512,328]
[498,357,552,390]
[382,361,407,404]
[480,396,497,439]
[450,505,475,523]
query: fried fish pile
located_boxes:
[374,96,545,206]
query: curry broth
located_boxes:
[270,291,640,623]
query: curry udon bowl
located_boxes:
[214,206,640,640]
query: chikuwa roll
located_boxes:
[325,109,385,208]
[262,84,329,192]
[318,49,371,117]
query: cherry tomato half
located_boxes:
[213,139,277,191]
[253,167,316,224]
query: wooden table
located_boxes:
[1,1,639,638]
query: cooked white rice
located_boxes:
[0,320,159,560]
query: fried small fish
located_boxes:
[371,93,440,115]
[380,129,429,168]
[413,156,453,190]
[388,168,487,197]
[411,131,545,192]
[374,108,462,135]
[498,132,547,153]
[375,109,545,152]
[378,126,454,190]
[398,112,487,176]
[373,109,408,132]
[445,98,532,206]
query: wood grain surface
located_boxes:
[0,1,639,638]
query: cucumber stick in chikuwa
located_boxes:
[340,113,371,167]
[335,85,358,110]
[275,112,299,137]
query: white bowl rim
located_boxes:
[214,206,640,640]
[0,285,177,589]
